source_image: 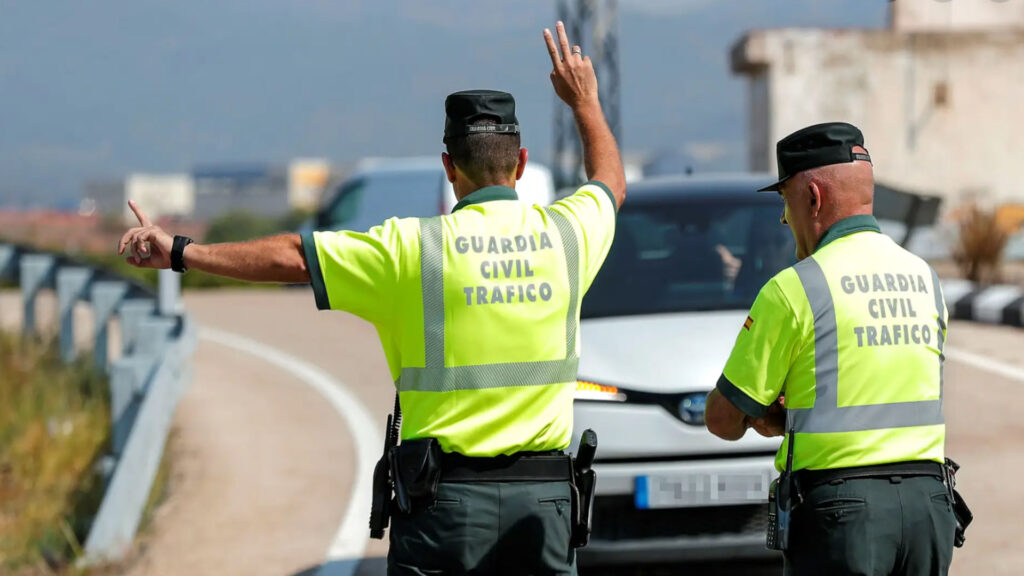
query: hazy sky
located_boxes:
[0,1,887,208]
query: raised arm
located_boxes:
[544,22,626,209]
[117,200,309,283]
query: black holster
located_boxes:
[369,397,405,540]
[369,415,395,539]
[943,458,973,548]
[570,429,598,548]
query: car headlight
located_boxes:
[575,379,627,402]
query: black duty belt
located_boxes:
[795,460,944,489]
[440,450,573,483]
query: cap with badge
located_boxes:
[758,122,872,192]
[443,90,520,143]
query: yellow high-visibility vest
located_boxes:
[719,215,947,471]
[303,182,616,456]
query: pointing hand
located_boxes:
[117,201,174,269]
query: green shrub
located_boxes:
[0,333,109,573]
[204,211,284,244]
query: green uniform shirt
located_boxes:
[302,181,617,456]
[718,215,948,471]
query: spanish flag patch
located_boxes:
[743,316,754,331]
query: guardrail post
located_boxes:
[135,316,178,359]
[19,254,56,337]
[85,320,194,562]
[91,281,130,372]
[0,243,18,281]
[106,316,174,460]
[109,361,135,458]
[57,267,94,363]
[108,357,155,460]
[158,269,182,316]
[117,299,155,355]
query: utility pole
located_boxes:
[553,0,621,190]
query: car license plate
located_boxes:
[635,468,773,509]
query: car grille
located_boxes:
[591,496,769,541]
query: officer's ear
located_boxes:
[442,152,457,184]
[808,181,822,218]
[515,148,528,181]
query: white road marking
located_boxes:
[200,327,380,576]
[946,346,1024,383]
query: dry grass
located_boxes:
[0,332,109,575]
[953,204,1011,285]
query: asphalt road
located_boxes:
[4,288,1020,575]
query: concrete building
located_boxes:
[191,164,289,219]
[287,158,331,211]
[84,159,332,224]
[86,174,195,225]
[731,0,1024,209]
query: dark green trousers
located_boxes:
[785,475,956,576]
[387,480,577,576]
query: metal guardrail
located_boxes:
[0,242,197,561]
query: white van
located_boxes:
[442,160,556,213]
[314,156,556,232]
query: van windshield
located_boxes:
[321,169,445,231]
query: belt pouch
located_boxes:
[393,438,442,512]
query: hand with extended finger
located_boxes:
[543,21,599,110]
[716,244,742,282]
[117,200,174,269]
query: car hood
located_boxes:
[578,310,748,394]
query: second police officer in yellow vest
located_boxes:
[705,122,969,576]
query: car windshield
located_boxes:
[581,195,797,318]
[323,169,444,231]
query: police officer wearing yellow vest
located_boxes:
[117,22,625,576]
[705,123,968,576]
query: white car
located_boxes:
[572,174,794,567]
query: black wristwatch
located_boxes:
[171,235,194,273]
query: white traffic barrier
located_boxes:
[0,242,195,562]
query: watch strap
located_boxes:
[171,235,194,273]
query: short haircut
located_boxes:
[445,119,521,185]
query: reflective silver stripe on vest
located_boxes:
[930,267,947,358]
[420,217,445,369]
[398,358,580,392]
[930,267,947,402]
[547,209,580,359]
[788,257,944,434]
[401,214,580,393]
